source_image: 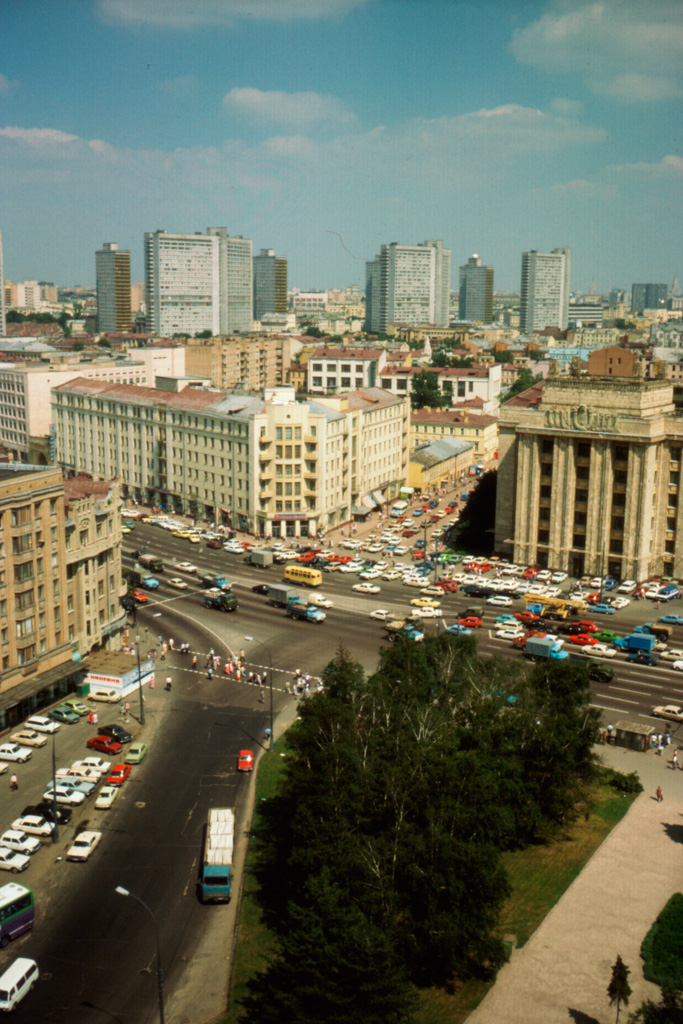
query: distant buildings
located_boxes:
[253,249,287,320]
[631,283,667,315]
[184,335,301,391]
[0,228,5,335]
[95,242,132,332]
[458,254,493,323]
[365,240,451,332]
[519,248,571,332]
[144,227,253,337]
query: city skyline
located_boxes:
[1,0,681,293]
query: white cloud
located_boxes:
[613,154,683,176]
[549,97,583,117]
[223,87,356,127]
[0,126,79,145]
[511,0,683,102]
[0,73,19,97]
[97,0,369,28]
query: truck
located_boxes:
[384,620,424,643]
[642,621,673,640]
[136,553,164,573]
[199,573,231,591]
[286,599,326,623]
[524,595,586,619]
[203,591,239,613]
[267,584,300,608]
[523,636,569,661]
[249,550,273,568]
[200,807,234,902]
[619,632,657,652]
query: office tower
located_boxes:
[364,240,451,332]
[458,254,494,322]
[206,227,253,333]
[631,283,667,314]
[144,230,220,336]
[0,228,5,336]
[519,248,571,332]
[253,248,287,320]
[96,242,132,332]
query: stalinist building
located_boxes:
[495,354,683,581]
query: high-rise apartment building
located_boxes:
[145,230,220,337]
[96,242,132,332]
[364,240,451,332]
[0,228,5,336]
[206,227,253,334]
[631,283,667,314]
[458,254,494,322]
[519,248,571,332]
[253,248,287,320]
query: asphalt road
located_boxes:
[3,522,683,1019]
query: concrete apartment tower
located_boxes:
[458,254,494,322]
[96,242,132,332]
[519,248,571,332]
[144,230,221,337]
[206,227,253,334]
[364,240,451,332]
[253,248,288,320]
[0,228,5,336]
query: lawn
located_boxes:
[225,767,637,1024]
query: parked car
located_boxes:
[42,785,85,807]
[48,705,81,725]
[0,830,41,856]
[9,730,46,748]
[10,815,53,838]
[62,698,90,716]
[87,736,124,756]
[25,716,59,734]
[237,750,254,772]
[75,756,112,774]
[94,785,120,809]
[98,725,132,744]
[0,743,32,764]
[0,847,30,873]
[66,831,102,862]
[124,743,148,765]
[24,802,72,825]
[106,764,131,787]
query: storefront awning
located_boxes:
[372,490,385,505]
[361,494,375,509]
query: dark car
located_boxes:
[582,659,615,683]
[251,584,270,595]
[429,500,439,508]
[627,651,660,666]
[206,538,223,549]
[98,724,132,744]
[24,802,73,825]
[462,585,493,598]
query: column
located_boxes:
[548,436,575,570]
[513,434,540,566]
[584,440,613,575]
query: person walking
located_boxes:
[192,654,198,668]
[656,784,663,802]
[10,774,18,792]
[672,749,678,769]
[165,676,172,692]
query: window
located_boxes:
[276,427,283,440]
[577,442,591,458]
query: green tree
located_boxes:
[494,349,514,363]
[72,341,84,351]
[505,368,542,400]
[195,329,213,339]
[609,955,632,1023]
[410,370,446,409]
[627,986,683,1023]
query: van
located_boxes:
[390,500,409,518]
[0,958,39,1011]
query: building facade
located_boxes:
[307,347,387,393]
[408,438,474,492]
[96,242,132,332]
[631,283,667,314]
[365,240,451,332]
[378,363,502,409]
[0,227,5,336]
[184,335,300,391]
[410,407,498,463]
[520,248,571,332]
[253,248,287,320]
[458,254,493,323]
[494,364,683,580]
[145,230,220,336]
[53,381,409,538]
[206,227,253,333]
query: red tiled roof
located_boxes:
[310,347,384,359]
[64,475,115,501]
[504,382,544,408]
[411,409,498,427]
[52,377,231,412]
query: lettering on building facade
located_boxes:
[544,406,618,432]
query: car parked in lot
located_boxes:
[0,743,32,763]
[43,785,85,807]
[124,743,148,765]
[10,730,46,748]
[67,831,102,862]
[90,689,121,703]
[51,775,97,796]
[94,785,120,809]
[76,757,112,774]
[0,847,30,873]
[63,698,90,716]
[25,802,72,825]
[48,705,81,725]
[87,736,124,756]
[106,764,131,787]
[98,725,132,744]
[11,815,53,838]
[25,715,60,734]
[0,830,41,856]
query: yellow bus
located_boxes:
[283,565,323,588]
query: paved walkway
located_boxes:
[466,743,683,1024]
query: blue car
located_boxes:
[658,614,683,625]
[592,603,616,615]
[446,624,473,636]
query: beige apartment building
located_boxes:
[494,360,683,580]
[0,466,125,728]
[184,335,302,391]
[53,381,409,538]
[410,408,499,463]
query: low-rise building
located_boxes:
[410,407,498,463]
[408,438,474,493]
[379,363,502,410]
[307,347,387,393]
[184,335,301,391]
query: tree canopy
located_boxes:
[410,369,447,410]
[505,368,542,400]
[241,636,599,1022]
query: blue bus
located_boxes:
[0,883,34,948]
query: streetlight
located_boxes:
[135,632,145,725]
[244,635,273,750]
[114,886,165,1024]
[50,730,59,843]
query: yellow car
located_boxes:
[173,529,192,538]
[121,525,131,534]
[188,534,201,544]
[410,597,441,608]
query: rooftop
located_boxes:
[410,438,474,468]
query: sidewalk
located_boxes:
[466,743,683,1024]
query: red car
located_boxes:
[436,580,458,592]
[515,611,542,623]
[106,763,131,786]
[459,616,483,628]
[87,735,123,756]
[567,634,598,646]
[577,620,598,633]
[296,552,317,563]
[206,538,223,549]
[523,568,538,580]
[131,589,148,604]
[237,749,254,772]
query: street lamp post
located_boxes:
[244,635,273,751]
[136,632,145,725]
[50,730,59,843]
[115,886,165,1024]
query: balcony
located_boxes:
[259,486,274,498]
[303,435,317,444]
[304,487,317,498]
[259,471,272,484]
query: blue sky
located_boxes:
[1,0,681,294]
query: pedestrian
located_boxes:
[158,634,163,647]
[259,688,265,703]
[88,710,94,726]
[606,723,613,744]
[672,749,678,769]
[665,730,671,746]
[165,676,172,692]
[10,774,18,791]
[192,655,198,668]
[656,785,663,802]
[169,638,175,650]
[93,711,98,727]
[207,667,213,680]
[239,648,245,664]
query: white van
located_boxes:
[390,500,409,518]
[0,958,39,1011]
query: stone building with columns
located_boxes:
[495,359,683,580]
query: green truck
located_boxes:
[203,591,239,613]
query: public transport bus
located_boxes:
[0,883,34,948]
[283,565,323,588]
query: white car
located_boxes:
[618,580,636,594]
[176,562,198,573]
[393,545,408,555]
[363,543,383,553]
[487,595,513,606]
[94,785,119,809]
[369,609,392,620]
[65,764,104,781]
[358,569,382,580]
[526,585,548,597]
[43,785,85,806]
[223,542,244,553]
[382,571,401,581]
[660,649,683,662]
[589,577,603,588]
[590,643,617,659]
[90,689,120,703]
[25,716,59,734]
[403,578,425,588]
[76,757,112,774]
[535,570,552,581]
[495,628,525,640]
[11,815,53,838]
[340,563,360,574]
[0,830,41,856]
[0,847,29,873]
[66,831,102,862]
[672,661,683,672]
[10,730,47,748]
[0,743,32,764]
[550,571,568,583]
[420,586,443,596]
[410,607,442,619]
[544,587,563,598]
[353,583,381,594]
[610,596,630,609]
[308,593,333,608]
[167,577,188,590]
